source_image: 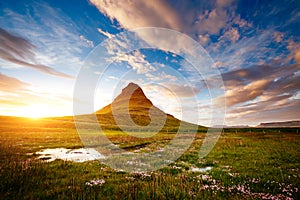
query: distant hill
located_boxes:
[257,121,300,128]
[212,125,250,128]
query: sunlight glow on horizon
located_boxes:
[9,103,71,119]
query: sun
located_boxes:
[18,104,53,119]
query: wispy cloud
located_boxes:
[0,28,73,78]
[225,96,300,126]
[194,0,235,35]
[287,38,300,64]
[145,71,178,82]
[0,73,30,92]
[80,35,94,48]
[97,28,113,39]
[224,79,269,107]
[222,27,240,43]
[115,50,156,74]
[0,2,94,74]
[212,30,280,70]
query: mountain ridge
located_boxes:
[256,120,300,128]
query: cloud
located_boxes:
[225,79,269,106]
[145,83,200,98]
[216,0,234,7]
[195,8,229,35]
[213,61,223,68]
[273,32,284,43]
[222,27,240,43]
[295,50,300,64]
[0,28,73,79]
[165,83,200,97]
[213,30,278,70]
[90,0,182,30]
[89,0,241,38]
[225,95,300,126]
[198,34,210,44]
[97,28,113,39]
[145,71,178,82]
[79,35,94,48]
[222,64,299,88]
[192,0,237,36]
[287,39,300,64]
[232,15,252,28]
[114,50,156,74]
[90,0,297,73]
[90,0,278,73]
[90,0,286,80]
[0,73,30,92]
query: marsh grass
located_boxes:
[0,117,299,199]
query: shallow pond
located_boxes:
[36,148,105,162]
[191,166,212,172]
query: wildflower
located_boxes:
[125,176,135,181]
[85,179,105,186]
[201,174,210,181]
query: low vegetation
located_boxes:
[0,117,299,199]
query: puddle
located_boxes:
[191,166,212,172]
[36,148,105,162]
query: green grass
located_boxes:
[0,117,299,199]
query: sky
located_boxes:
[0,0,299,126]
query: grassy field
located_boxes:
[0,117,299,199]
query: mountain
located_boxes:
[257,121,300,128]
[95,82,201,130]
[96,82,156,119]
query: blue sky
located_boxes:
[0,0,299,126]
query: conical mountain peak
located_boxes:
[113,82,153,107]
[124,82,140,90]
[96,82,153,115]
[96,82,163,126]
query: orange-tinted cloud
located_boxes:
[90,0,182,31]
[287,39,300,64]
[90,0,238,36]
[0,73,30,92]
[218,63,300,125]
[225,79,269,106]
[295,50,300,64]
[0,73,73,117]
